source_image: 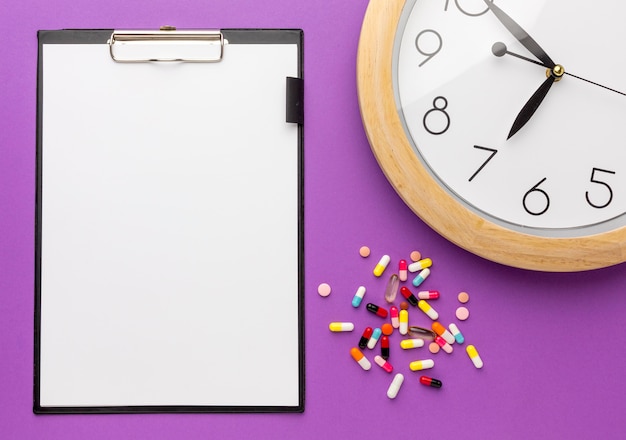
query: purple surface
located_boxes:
[1,0,625,438]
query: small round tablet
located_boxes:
[317,283,332,297]
[381,323,394,336]
[399,301,409,310]
[359,246,371,258]
[428,342,441,354]
[410,250,422,262]
[457,291,470,303]
[456,306,470,321]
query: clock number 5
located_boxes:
[586,167,616,209]
[523,177,550,216]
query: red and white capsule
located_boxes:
[417,290,440,300]
[374,355,393,373]
[435,335,453,354]
[390,306,400,329]
[398,259,408,282]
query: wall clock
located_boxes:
[357,0,626,271]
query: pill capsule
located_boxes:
[374,355,393,373]
[412,268,431,287]
[432,321,455,345]
[435,335,453,354]
[381,335,390,360]
[384,274,399,303]
[399,309,409,335]
[351,286,366,308]
[449,323,465,344]
[409,359,435,371]
[398,259,408,282]
[419,376,442,389]
[359,327,373,349]
[400,286,418,307]
[367,328,382,349]
[400,338,425,350]
[466,345,484,369]
[417,290,440,300]
[350,347,371,371]
[417,300,439,320]
[373,254,391,277]
[366,303,388,318]
[408,326,437,340]
[390,306,400,328]
[408,258,432,273]
[387,373,404,399]
[329,322,354,332]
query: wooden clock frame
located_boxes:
[356,0,626,271]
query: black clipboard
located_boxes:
[34,28,304,414]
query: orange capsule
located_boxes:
[432,321,455,345]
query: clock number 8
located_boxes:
[523,177,550,216]
[423,96,450,135]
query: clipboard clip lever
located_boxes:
[108,27,224,63]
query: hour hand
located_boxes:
[483,0,554,68]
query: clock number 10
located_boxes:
[441,0,494,16]
[522,168,616,216]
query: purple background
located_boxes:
[2,0,625,438]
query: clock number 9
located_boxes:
[415,29,443,67]
[442,0,494,17]
[586,167,615,209]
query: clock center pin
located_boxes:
[547,64,565,81]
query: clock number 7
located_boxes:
[469,145,498,182]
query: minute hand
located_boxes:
[483,0,555,68]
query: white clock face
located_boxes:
[395,0,626,236]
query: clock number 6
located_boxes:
[523,177,550,216]
[586,167,616,209]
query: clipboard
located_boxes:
[34,28,304,414]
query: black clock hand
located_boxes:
[483,0,554,68]
[493,42,626,97]
[508,74,556,140]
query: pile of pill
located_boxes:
[321,247,483,400]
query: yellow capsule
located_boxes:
[329,322,354,332]
[409,359,435,371]
[400,339,424,350]
[399,309,409,335]
[418,300,439,320]
[466,344,484,369]
[373,255,390,277]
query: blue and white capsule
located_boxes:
[352,286,366,307]
[412,268,431,287]
[367,327,382,349]
[449,323,465,344]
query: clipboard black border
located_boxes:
[34,28,305,414]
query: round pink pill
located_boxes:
[458,291,470,303]
[428,342,440,354]
[359,246,371,258]
[410,250,422,262]
[456,306,470,321]
[317,283,332,297]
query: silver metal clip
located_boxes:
[108,27,224,63]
